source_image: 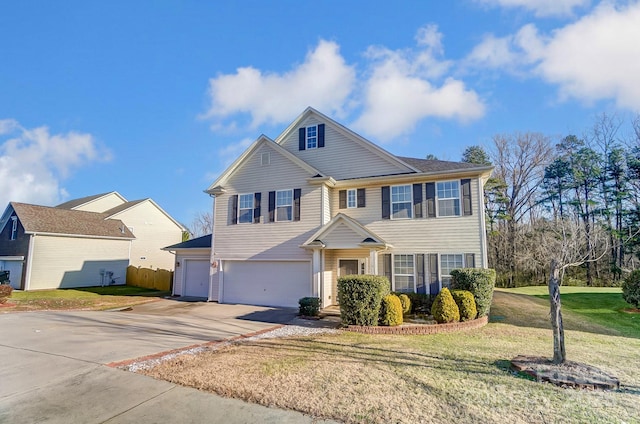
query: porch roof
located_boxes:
[301,213,390,250]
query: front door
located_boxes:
[338,259,360,277]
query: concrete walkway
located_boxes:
[0,301,337,423]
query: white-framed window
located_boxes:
[347,189,357,208]
[391,185,412,219]
[10,216,17,240]
[393,254,415,293]
[440,254,464,288]
[238,194,254,224]
[437,181,461,217]
[306,125,317,149]
[276,189,293,221]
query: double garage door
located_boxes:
[222,261,311,308]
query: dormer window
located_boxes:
[306,126,317,149]
[10,216,17,240]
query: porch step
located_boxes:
[321,306,341,317]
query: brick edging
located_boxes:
[345,315,489,335]
[106,324,285,368]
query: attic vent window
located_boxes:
[10,216,17,240]
[261,152,270,166]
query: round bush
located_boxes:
[451,290,477,321]
[431,288,460,324]
[379,294,404,326]
[622,270,640,309]
[398,294,411,314]
[298,297,321,317]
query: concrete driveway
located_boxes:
[0,300,335,423]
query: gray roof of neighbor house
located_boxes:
[164,234,212,250]
[10,202,135,239]
[101,199,147,216]
[396,156,490,173]
[55,192,114,210]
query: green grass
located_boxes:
[499,286,640,338]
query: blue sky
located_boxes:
[2,0,639,228]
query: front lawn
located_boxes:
[2,286,168,311]
[139,289,640,424]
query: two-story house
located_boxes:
[196,107,492,308]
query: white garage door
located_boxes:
[0,260,23,290]
[183,259,210,298]
[222,261,311,308]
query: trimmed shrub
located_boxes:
[338,275,390,326]
[0,284,12,304]
[379,294,404,326]
[622,270,640,309]
[393,292,433,314]
[451,290,477,321]
[431,288,460,324]
[450,268,496,317]
[298,297,321,317]
[398,294,411,314]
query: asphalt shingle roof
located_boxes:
[11,202,135,239]
[102,199,147,217]
[396,156,488,173]
[164,234,212,250]
[55,192,114,210]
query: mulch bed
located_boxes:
[510,355,620,390]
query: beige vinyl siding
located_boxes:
[111,201,183,270]
[280,116,411,180]
[72,193,126,212]
[322,185,330,225]
[322,222,366,248]
[29,235,130,290]
[330,178,484,261]
[213,143,320,261]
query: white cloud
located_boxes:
[477,0,590,17]
[353,25,485,141]
[203,40,356,129]
[0,120,110,207]
[467,2,640,111]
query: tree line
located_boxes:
[461,113,640,287]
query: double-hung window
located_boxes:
[276,189,293,221]
[238,194,254,224]
[393,254,415,293]
[306,126,317,149]
[10,216,17,240]
[437,181,461,217]
[440,254,463,288]
[391,185,412,219]
[347,189,357,208]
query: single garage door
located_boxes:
[183,259,210,298]
[222,261,311,308]
[0,259,23,290]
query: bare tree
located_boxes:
[188,211,213,238]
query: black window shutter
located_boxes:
[339,190,346,209]
[298,128,306,151]
[428,253,439,295]
[416,254,426,294]
[357,188,366,208]
[426,182,436,218]
[413,183,423,218]
[381,253,392,289]
[268,191,275,222]
[293,188,301,221]
[465,253,476,268]
[253,192,261,224]
[461,179,472,216]
[318,124,325,148]
[381,186,390,219]
[230,195,238,225]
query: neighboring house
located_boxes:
[204,107,493,308]
[0,192,185,290]
[163,234,212,298]
[0,203,134,290]
[56,192,185,270]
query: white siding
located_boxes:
[280,116,411,180]
[322,222,365,249]
[112,201,183,270]
[173,249,211,297]
[213,143,320,262]
[29,235,130,290]
[72,193,126,212]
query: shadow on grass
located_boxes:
[73,285,170,297]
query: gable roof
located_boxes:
[301,213,389,249]
[102,198,187,232]
[163,234,212,250]
[205,135,324,193]
[56,191,127,210]
[7,202,135,239]
[275,107,419,175]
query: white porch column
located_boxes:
[369,249,378,275]
[312,248,322,299]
